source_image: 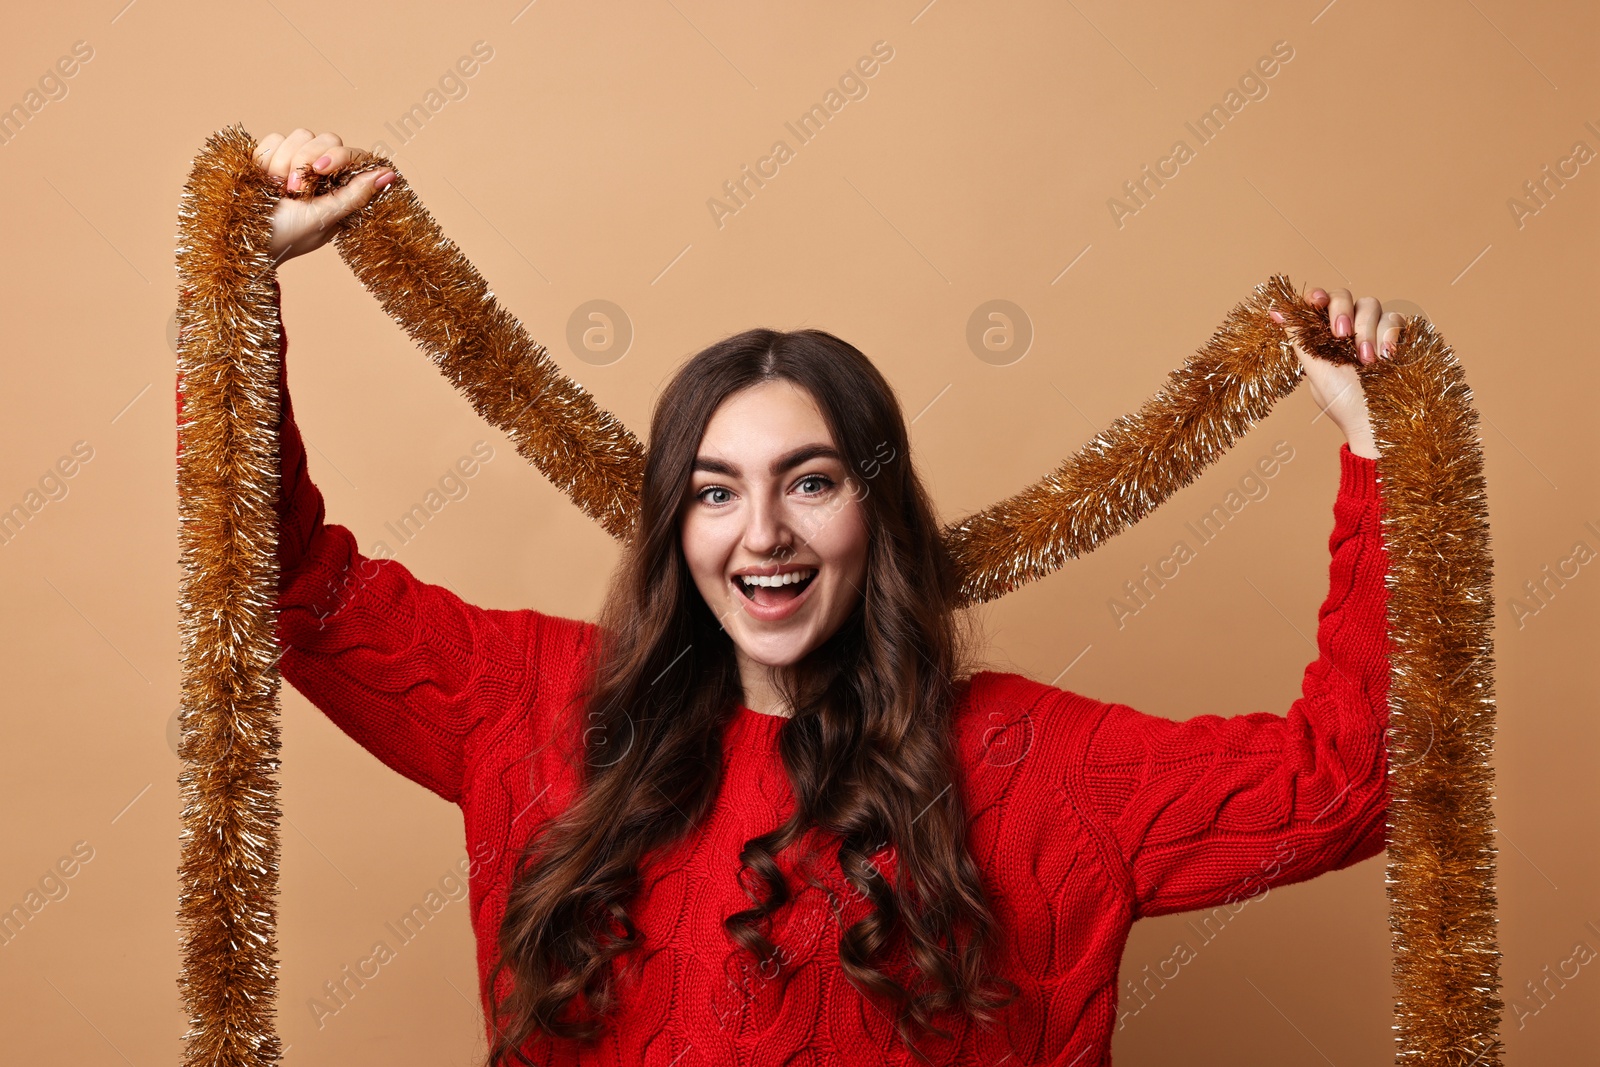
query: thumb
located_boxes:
[1269,305,1310,362]
[325,168,394,222]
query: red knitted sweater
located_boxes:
[176,286,1393,1066]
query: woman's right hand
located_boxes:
[253,129,396,265]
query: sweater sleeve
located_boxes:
[175,279,535,806]
[1067,443,1393,919]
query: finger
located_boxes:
[252,133,285,172]
[267,131,315,188]
[1325,287,1354,339]
[1353,295,1382,364]
[1379,309,1405,357]
[1268,302,1306,357]
[309,143,356,179]
[287,131,344,192]
[316,168,392,228]
[266,128,316,182]
[1273,286,1324,335]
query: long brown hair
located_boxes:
[485,328,1019,1064]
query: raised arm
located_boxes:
[176,279,542,805]
[1065,443,1393,917]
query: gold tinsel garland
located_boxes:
[174,123,1502,1065]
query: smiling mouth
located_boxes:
[733,567,818,605]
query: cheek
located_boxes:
[679,519,708,580]
[816,499,870,578]
[679,514,728,590]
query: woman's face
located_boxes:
[681,379,870,680]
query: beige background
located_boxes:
[2,0,1595,1062]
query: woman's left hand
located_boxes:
[1270,287,1403,460]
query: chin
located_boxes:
[729,629,822,670]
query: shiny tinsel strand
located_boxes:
[288,147,647,542]
[175,124,288,1067]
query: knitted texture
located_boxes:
[176,290,1392,1066]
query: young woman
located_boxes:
[187,129,1403,1066]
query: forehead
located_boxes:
[697,380,835,459]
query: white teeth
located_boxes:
[737,568,817,588]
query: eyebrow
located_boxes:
[692,443,843,478]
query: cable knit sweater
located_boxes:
[175,284,1393,1066]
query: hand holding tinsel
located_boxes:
[252,129,397,265]
[1271,286,1407,459]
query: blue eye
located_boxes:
[696,477,833,505]
[796,475,834,495]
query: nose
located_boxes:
[741,490,797,564]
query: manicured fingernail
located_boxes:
[286,171,298,191]
[1335,314,1351,337]
[1359,340,1374,363]
[1312,289,1328,301]
[1269,309,1284,323]
[375,171,395,189]
[314,154,332,171]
